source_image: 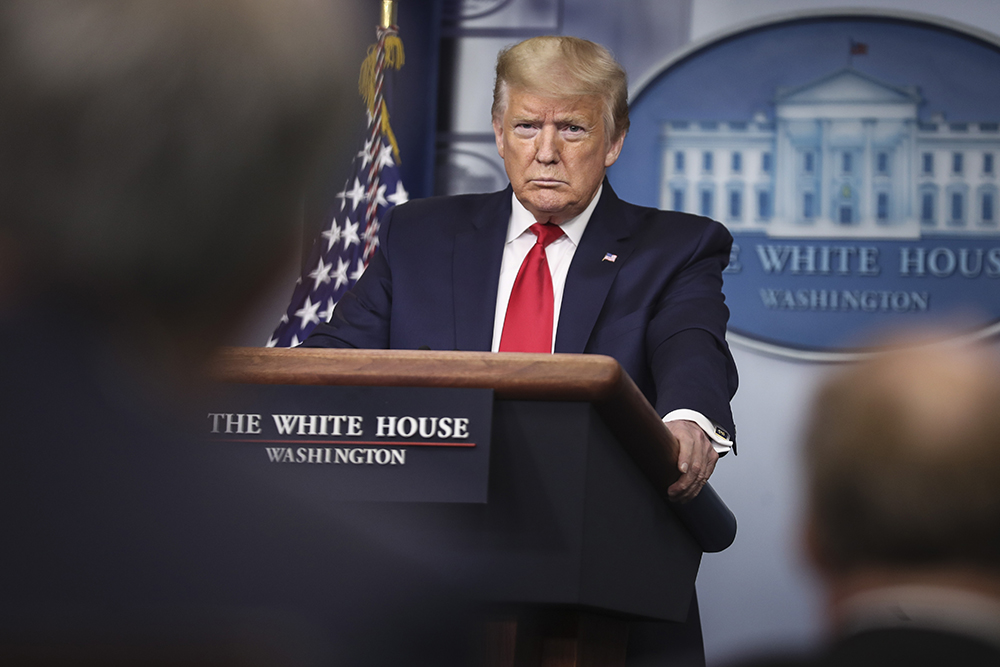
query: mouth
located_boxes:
[529,178,566,187]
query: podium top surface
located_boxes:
[211,347,627,403]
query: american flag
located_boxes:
[268,25,408,348]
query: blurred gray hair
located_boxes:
[804,340,1000,574]
[0,0,354,332]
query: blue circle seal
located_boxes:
[611,10,1000,360]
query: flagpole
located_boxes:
[267,0,408,347]
[360,1,403,262]
[381,0,397,29]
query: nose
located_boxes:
[534,125,560,164]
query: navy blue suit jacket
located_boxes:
[303,182,738,439]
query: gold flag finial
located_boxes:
[380,0,397,28]
[359,1,405,162]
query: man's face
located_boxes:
[493,88,624,224]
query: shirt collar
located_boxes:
[506,183,603,247]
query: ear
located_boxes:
[493,117,505,160]
[604,133,625,168]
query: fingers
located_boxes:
[669,448,717,502]
[666,420,719,503]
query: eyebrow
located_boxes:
[509,112,541,124]
[510,113,591,127]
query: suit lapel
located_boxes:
[555,183,637,353]
[453,188,511,351]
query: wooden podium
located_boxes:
[211,347,736,666]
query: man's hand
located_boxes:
[665,419,718,503]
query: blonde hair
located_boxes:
[492,36,629,141]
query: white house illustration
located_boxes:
[660,67,1000,238]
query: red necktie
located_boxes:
[499,222,565,352]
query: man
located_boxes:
[304,35,739,503]
[736,339,1000,667]
[0,2,468,663]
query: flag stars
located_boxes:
[358,137,376,169]
[322,221,342,251]
[331,257,351,291]
[269,91,405,348]
[386,181,409,206]
[335,181,349,211]
[308,257,333,291]
[350,259,366,282]
[319,298,338,323]
[344,177,366,211]
[341,220,360,250]
[295,296,322,329]
[370,183,388,209]
[377,141,395,169]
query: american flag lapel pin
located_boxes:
[602,253,618,262]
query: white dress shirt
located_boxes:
[491,186,600,353]
[491,186,733,455]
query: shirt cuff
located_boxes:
[663,408,734,455]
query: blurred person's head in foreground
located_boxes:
[803,334,1000,628]
[0,5,481,666]
[0,0,354,369]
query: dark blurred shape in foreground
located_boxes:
[729,334,1000,667]
[0,1,470,664]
